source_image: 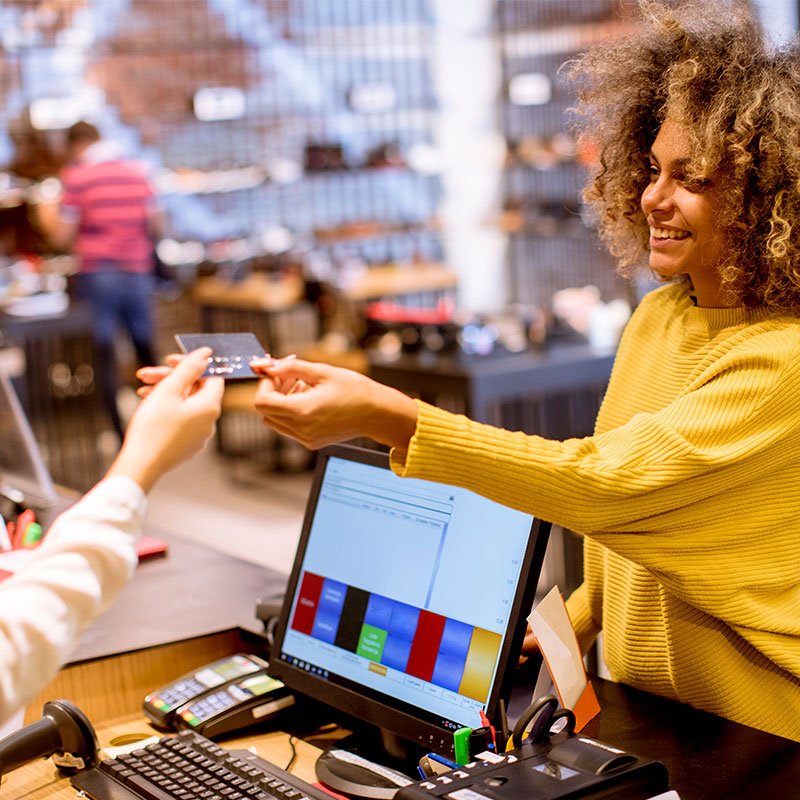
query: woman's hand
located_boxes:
[109,348,224,492]
[251,356,418,452]
[519,624,541,666]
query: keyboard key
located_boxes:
[127,774,177,800]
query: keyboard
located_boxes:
[70,728,333,800]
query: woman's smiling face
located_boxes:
[641,120,730,307]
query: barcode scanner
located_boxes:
[0,700,99,778]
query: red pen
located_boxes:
[12,510,35,549]
[480,709,497,751]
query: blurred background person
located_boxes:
[36,121,163,442]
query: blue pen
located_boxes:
[427,753,460,771]
[0,514,10,551]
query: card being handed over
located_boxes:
[174,332,266,380]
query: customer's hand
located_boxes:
[135,353,184,398]
[251,356,418,452]
[108,347,224,492]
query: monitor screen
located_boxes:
[268,444,549,758]
[0,368,57,508]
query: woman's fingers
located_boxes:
[135,353,190,385]
[518,625,540,665]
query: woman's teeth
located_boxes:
[651,227,689,239]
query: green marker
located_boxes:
[21,522,43,548]
[453,726,471,765]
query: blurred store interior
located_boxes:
[0,0,794,592]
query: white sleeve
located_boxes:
[0,476,145,723]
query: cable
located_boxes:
[284,720,340,772]
[264,615,280,649]
[284,734,298,772]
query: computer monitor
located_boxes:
[268,443,550,760]
[0,368,57,509]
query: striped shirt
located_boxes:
[61,156,155,273]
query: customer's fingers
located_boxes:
[136,365,172,385]
[184,371,225,410]
[159,347,213,397]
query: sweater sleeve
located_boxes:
[393,338,800,532]
[0,477,144,722]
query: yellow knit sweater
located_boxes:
[390,283,800,741]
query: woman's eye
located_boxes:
[681,176,709,192]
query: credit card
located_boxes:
[174,332,266,380]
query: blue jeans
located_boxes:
[73,268,155,438]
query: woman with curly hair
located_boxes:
[572,0,800,312]
[144,0,800,740]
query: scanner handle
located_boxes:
[0,716,62,776]
[0,700,99,778]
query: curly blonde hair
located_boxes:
[565,0,800,312]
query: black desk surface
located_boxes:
[564,677,799,800]
[0,303,93,339]
[368,344,616,423]
[70,529,287,663]
[368,344,615,389]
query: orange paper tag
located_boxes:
[527,586,601,731]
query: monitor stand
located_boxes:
[314,726,423,799]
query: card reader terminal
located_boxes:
[175,672,294,739]
[143,654,268,730]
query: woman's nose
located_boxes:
[642,177,672,215]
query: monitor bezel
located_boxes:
[0,368,57,508]
[268,443,550,758]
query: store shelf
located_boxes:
[0,0,446,472]
[499,18,636,58]
[496,0,630,310]
[192,272,305,312]
[340,262,456,302]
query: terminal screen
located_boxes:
[0,370,55,507]
[277,452,537,733]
